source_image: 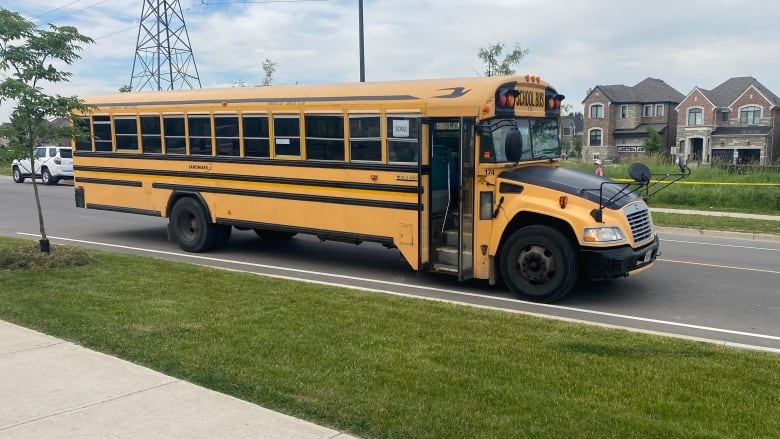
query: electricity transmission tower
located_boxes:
[130,0,202,91]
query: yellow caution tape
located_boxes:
[612,178,780,186]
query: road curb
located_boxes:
[655,226,780,242]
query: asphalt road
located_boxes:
[3,177,779,352]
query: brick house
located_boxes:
[675,77,780,166]
[582,78,683,163]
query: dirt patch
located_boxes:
[0,243,94,270]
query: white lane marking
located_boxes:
[18,233,780,345]
[658,258,780,275]
[662,238,780,253]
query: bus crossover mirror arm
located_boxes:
[589,162,692,222]
[627,161,691,201]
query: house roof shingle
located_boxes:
[701,76,780,108]
[588,78,684,104]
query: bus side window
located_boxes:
[92,116,113,152]
[215,114,239,156]
[387,115,420,164]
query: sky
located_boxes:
[2,0,779,123]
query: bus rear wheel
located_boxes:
[499,225,578,303]
[170,197,226,252]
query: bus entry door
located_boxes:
[458,118,475,280]
[430,118,474,281]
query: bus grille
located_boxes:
[625,205,653,244]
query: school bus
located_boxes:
[72,75,658,302]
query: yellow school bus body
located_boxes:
[73,75,659,302]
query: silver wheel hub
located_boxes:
[517,244,555,284]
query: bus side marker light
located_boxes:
[559,196,567,209]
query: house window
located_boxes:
[740,106,761,125]
[589,129,602,146]
[655,104,664,117]
[643,105,653,117]
[620,105,627,119]
[589,104,604,119]
[687,108,703,126]
[721,111,729,122]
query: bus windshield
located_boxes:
[479,117,560,163]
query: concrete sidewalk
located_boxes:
[650,207,780,221]
[0,320,358,439]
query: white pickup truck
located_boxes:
[11,145,74,185]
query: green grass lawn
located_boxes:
[1,238,778,439]
[651,212,780,235]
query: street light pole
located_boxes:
[358,0,365,82]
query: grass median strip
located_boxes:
[651,212,780,235]
[1,237,779,438]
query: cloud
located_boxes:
[3,0,780,122]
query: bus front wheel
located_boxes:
[170,198,226,252]
[499,225,578,303]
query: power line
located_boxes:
[32,0,82,20]
[200,0,328,4]
[33,0,110,24]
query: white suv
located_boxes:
[12,145,74,185]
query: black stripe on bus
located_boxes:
[75,177,143,187]
[153,183,420,211]
[85,204,162,216]
[217,218,395,247]
[92,94,420,108]
[74,151,425,173]
[74,166,422,194]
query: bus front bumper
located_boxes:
[580,235,659,281]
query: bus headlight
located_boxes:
[583,227,626,243]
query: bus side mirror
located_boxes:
[628,162,651,183]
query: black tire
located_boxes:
[254,229,297,241]
[211,224,232,250]
[41,168,58,185]
[169,198,220,252]
[12,166,25,183]
[499,225,579,303]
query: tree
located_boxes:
[0,8,94,253]
[261,58,277,85]
[477,42,529,77]
[119,85,131,92]
[643,126,663,155]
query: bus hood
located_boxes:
[499,166,642,209]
